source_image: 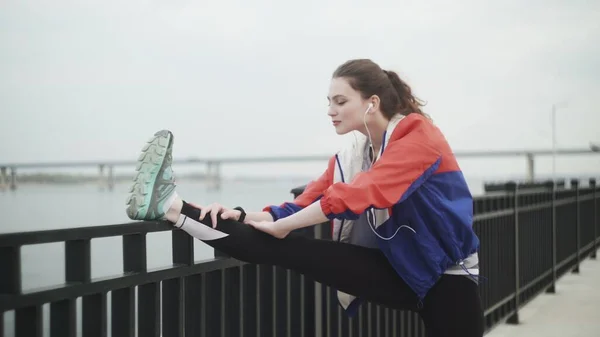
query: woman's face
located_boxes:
[327,77,370,135]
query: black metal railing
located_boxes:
[0,178,598,337]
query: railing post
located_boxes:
[173,228,194,265]
[572,179,581,274]
[292,184,324,337]
[0,246,21,295]
[591,178,597,259]
[65,240,91,283]
[507,182,520,324]
[546,180,557,293]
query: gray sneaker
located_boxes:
[126,130,178,220]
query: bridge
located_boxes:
[1,147,599,191]
[0,178,598,336]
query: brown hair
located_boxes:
[332,59,428,120]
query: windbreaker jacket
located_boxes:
[264,113,480,313]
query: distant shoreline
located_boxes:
[0,173,316,186]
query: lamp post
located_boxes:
[551,102,568,185]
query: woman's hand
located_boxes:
[246,220,291,239]
[188,202,241,228]
[247,201,328,238]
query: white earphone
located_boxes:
[363,102,375,154]
[361,100,417,240]
[363,102,375,162]
[365,102,373,115]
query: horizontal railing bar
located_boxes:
[473,209,515,222]
[3,201,580,248]
[0,257,242,312]
[517,202,553,214]
[0,199,581,247]
[476,191,511,199]
[519,269,553,294]
[483,293,516,316]
[578,193,595,202]
[517,282,554,309]
[580,241,596,257]
[555,197,578,207]
[480,186,576,199]
[555,253,577,272]
[517,187,553,194]
[483,309,517,335]
[0,221,172,247]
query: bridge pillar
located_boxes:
[98,164,105,191]
[9,167,17,190]
[206,161,221,190]
[107,165,115,191]
[0,166,6,191]
[525,153,534,182]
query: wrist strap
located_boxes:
[234,206,246,223]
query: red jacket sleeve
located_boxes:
[319,116,443,220]
[263,156,335,220]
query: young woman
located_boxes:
[126,59,484,337]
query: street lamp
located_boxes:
[551,102,568,185]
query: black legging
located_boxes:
[180,201,484,337]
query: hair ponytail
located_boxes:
[383,70,428,118]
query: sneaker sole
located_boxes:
[126,130,173,220]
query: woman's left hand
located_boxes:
[246,220,290,239]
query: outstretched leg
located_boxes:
[125,130,419,312]
[179,201,420,310]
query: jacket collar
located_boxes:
[334,113,406,184]
[345,113,405,161]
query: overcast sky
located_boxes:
[1,0,599,179]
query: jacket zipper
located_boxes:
[335,154,346,242]
[337,219,345,242]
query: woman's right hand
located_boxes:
[189,202,242,228]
